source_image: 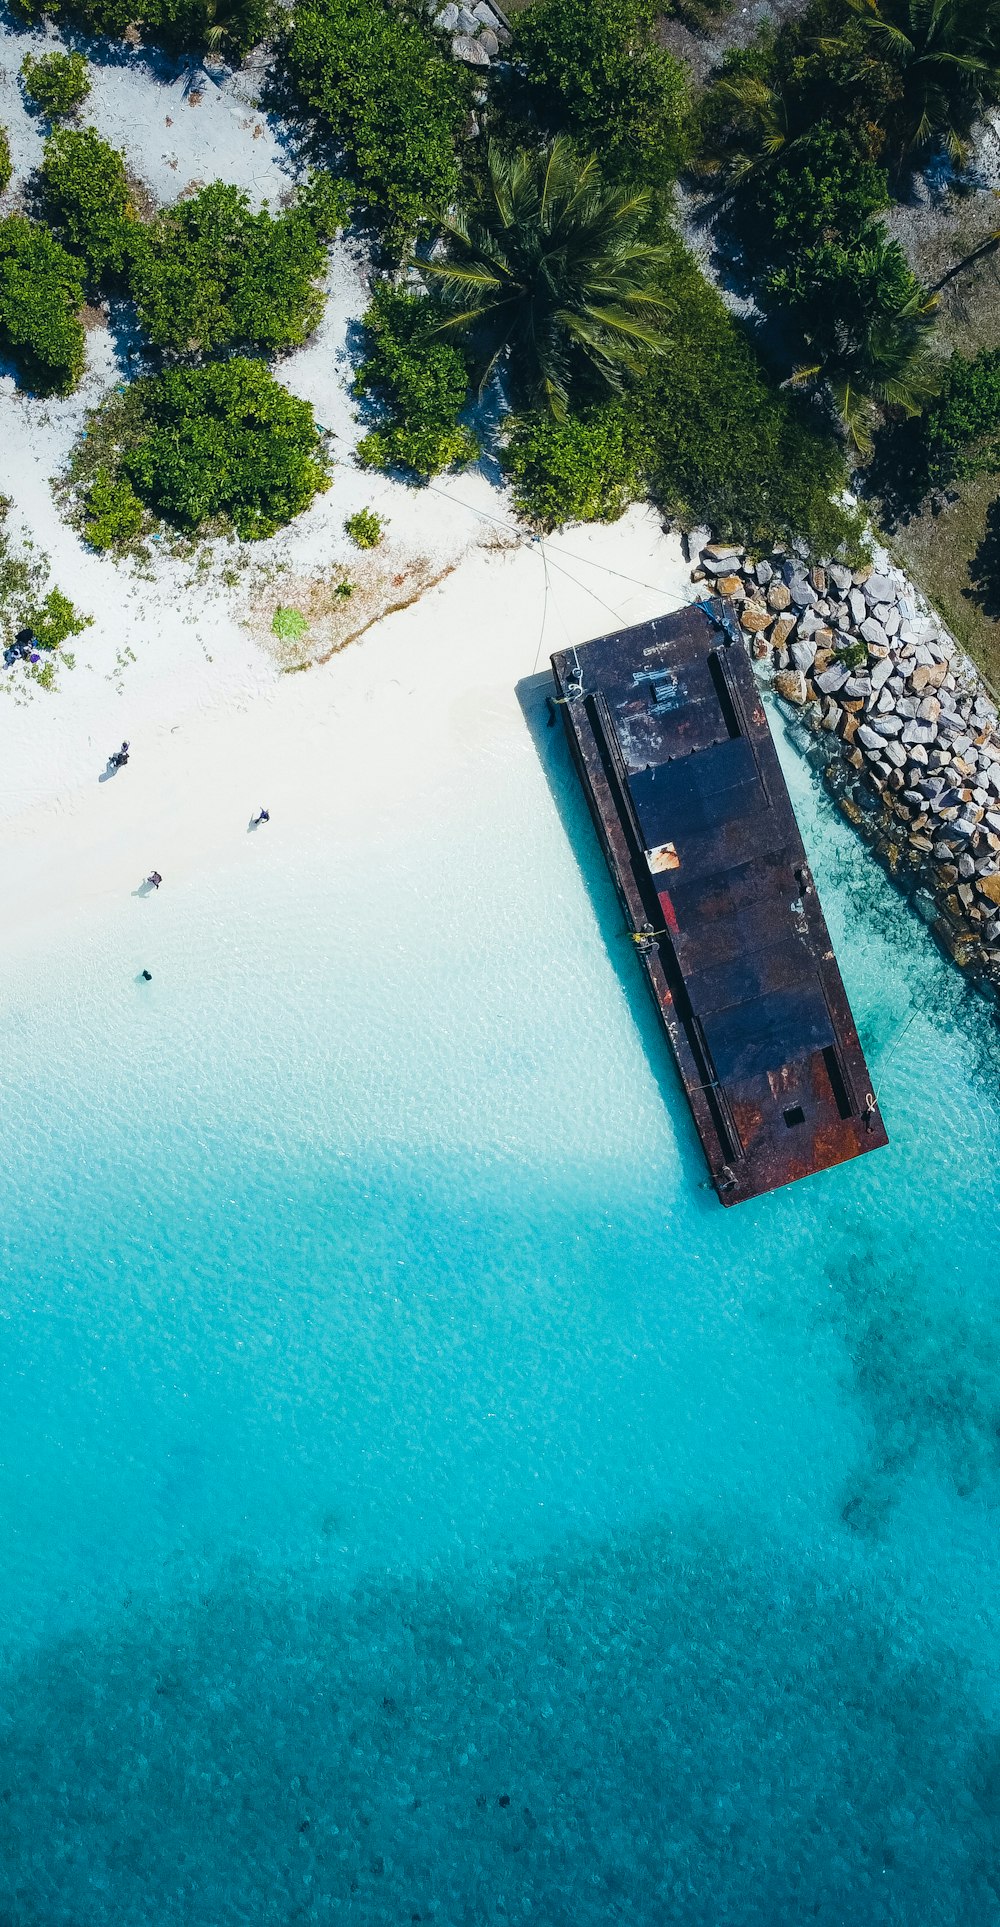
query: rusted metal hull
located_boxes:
[551,601,888,1204]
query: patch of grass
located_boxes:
[889,471,1000,692]
[271,604,309,640]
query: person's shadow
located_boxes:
[132,879,158,898]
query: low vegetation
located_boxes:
[39,126,137,290]
[511,0,691,189]
[354,282,476,476]
[21,50,91,118]
[69,358,330,542]
[130,176,348,355]
[15,0,273,55]
[345,508,384,547]
[0,127,11,196]
[0,216,85,393]
[287,0,468,243]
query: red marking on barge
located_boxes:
[551,600,888,1204]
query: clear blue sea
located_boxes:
[1,691,999,1925]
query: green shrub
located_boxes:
[0,127,11,196]
[921,348,1000,483]
[287,0,467,240]
[505,406,647,526]
[97,357,331,539]
[13,0,273,55]
[512,0,691,188]
[129,177,343,354]
[25,585,91,649]
[39,126,137,289]
[84,468,145,549]
[739,121,890,261]
[21,51,91,117]
[345,507,384,547]
[0,216,85,393]
[354,282,476,476]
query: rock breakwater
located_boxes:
[687,531,1000,991]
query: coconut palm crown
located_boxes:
[837,0,1000,161]
[418,138,674,420]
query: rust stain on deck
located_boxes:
[551,600,888,1205]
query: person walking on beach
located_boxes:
[251,807,270,827]
[108,741,130,771]
[146,870,162,889]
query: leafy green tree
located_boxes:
[831,0,1000,161]
[288,0,467,241]
[512,0,690,188]
[773,234,940,453]
[119,357,330,538]
[354,283,476,476]
[40,127,137,289]
[0,216,85,393]
[21,51,91,117]
[129,179,345,354]
[420,140,674,421]
[505,230,863,556]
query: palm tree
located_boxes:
[418,139,674,421]
[783,236,940,455]
[833,0,1000,162]
[699,72,805,191]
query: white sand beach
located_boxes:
[0,21,693,957]
[0,502,692,955]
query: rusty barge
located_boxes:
[551,601,887,1204]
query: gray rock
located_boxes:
[895,697,920,719]
[959,853,976,879]
[857,724,885,751]
[860,616,888,648]
[473,0,499,20]
[870,715,903,736]
[815,664,850,694]
[478,26,499,51]
[870,657,894,692]
[828,563,853,594]
[883,607,901,637]
[456,4,478,25]
[864,572,895,605]
[452,30,490,59]
[435,1,460,20]
[899,622,923,647]
[901,721,938,744]
[908,744,929,766]
[789,575,818,608]
[790,638,817,673]
[844,676,871,699]
[702,552,741,575]
[683,525,711,565]
[848,588,867,626]
[755,560,773,587]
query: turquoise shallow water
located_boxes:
[2,692,1000,1924]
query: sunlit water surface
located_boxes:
[1,700,999,1925]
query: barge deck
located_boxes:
[551,600,888,1204]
